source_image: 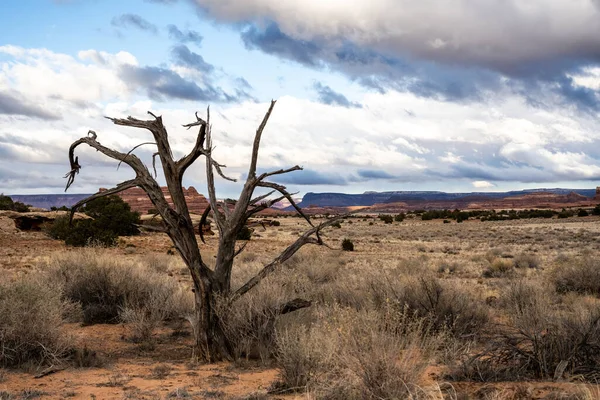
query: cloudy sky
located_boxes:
[2,0,600,197]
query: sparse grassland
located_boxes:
[1,214,600,398]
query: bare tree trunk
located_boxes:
[191,274,232,362]
[64,102,347,362]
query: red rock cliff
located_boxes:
[100,186,209,215]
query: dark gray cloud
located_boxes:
[271,169,346,185]
[167,25,203,46]
[357,169,396,180]
[0,92,59,120]
[171,45,214,73]
[241,22,321,67]
[118,64,247,102]
[313,82,361,108]
[111,14,158,34]
[194,2,600,110]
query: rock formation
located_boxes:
[106,186,210,215]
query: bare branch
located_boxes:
[211,158,236,182]
[65,130,147,191]
[256,165,302,181]
[233,241,249,258]
[247,100,276,180]
[246,195,285,219]
[250,190,275,206]
[117,142,156,170]
[135,223,167,233]
[257,181,312,226]
[152,152,160,177]
[182,111,206,129]
[229,215,347,303]
[178,108,208,173]
[218,200,232,219]
[204,121,226,232]
[69,179,139,222]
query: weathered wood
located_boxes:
[64,101,337,362]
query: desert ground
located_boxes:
[1,214,600,399]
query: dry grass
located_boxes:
[0,275,73,368]
[44,249,193,342]
[4,213,600,398]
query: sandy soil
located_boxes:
[2,215,600,399]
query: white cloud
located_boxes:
[2,45,600,194]
[472,181,496,189]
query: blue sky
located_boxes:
[2,0,600,197]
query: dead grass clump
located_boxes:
[553,256,600,296]
[482,258,515,278]
[46,249,192,342]
[273,306,443,399]
[372,275,490,339]
[0,276,72,368]
[218,270,312,362]
[459,281,600,381]
[513,253,540,269]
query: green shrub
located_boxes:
[81,195,140,236]
[46,195,139,247]
[271,220,281,227]
[0,194,29,212]
[331,221,342,229]
[378,215,393,224]
[237,226,253,240]
[578,209,589,217]
[394,213,405,222]
[341,238,354,251]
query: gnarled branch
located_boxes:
[229,215,347,303]
[69,179,139,222]
[247,100,276,180]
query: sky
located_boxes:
[1,0,600,198]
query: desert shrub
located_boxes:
[513,253,540,269]
[578,209,589,217]
[0,276,72,367]
[0,194,29,212]
[378,215,393,224]
[81,195,140,236]
[341,238,354,252]
[274,307,442,399]
[237,226,253,240]
[553,256,600,296]
[216,261,317,362]
[46,250,191,332]
[394,213,405,222]
[482,259,515,278]
[63,219,118,247]
[271,220,281,227]
[331,221,342,229]
[47,195,139,247]
[463,281,600,381]
[383,276,490,339]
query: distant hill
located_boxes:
[294,188,598,211]
[8,194,92,210]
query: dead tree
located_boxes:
[64,101,343,362]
